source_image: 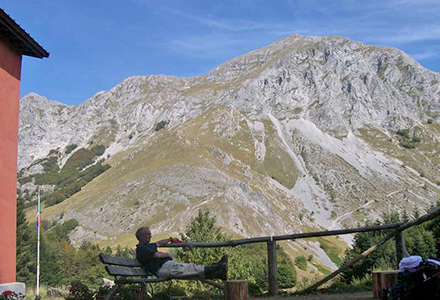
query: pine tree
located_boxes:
[175,210,226,266]
[174,210,296,295]
[16,197,36,284]
[342,210,437,283]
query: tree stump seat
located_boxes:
[224,280,249,300]
[372,270,399,299]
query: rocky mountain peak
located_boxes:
[18,34,439,168]
[18,35,439,256]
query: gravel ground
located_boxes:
[253,291,373,300]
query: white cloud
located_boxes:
[411,50,440,61]
[160,1,440,63]
[161,7,270,32]
[364,26,440,45]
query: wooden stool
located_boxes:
[224,280,249,300]
[372,270,399,299]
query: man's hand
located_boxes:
[170,238,189,251]
[156,237,173,247]
[154,251,172,259]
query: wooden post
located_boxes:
[372,271,399,299]
[139,283,146,300]
[267,240,278,296]
[224,280,249,300]
[395,230,406,268]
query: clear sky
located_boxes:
[3,0,440,105]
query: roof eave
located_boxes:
[0,9,49,58]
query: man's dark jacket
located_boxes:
[136,243,171,275]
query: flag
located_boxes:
[36,200,41,233]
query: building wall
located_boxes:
[0,39,22,284]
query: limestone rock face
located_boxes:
[19,35,439,170]
[18,35,439,267]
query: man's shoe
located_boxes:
[205,264,220,279]
[205,262,228,280]
[218,261,228,281]
[217,254,228,265]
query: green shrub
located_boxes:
[396,129,410,139]
[49,149,59,155]
[66,280,95,300]
[400,141,415,149]
[90,144,106,156]
[65,144,78,154]
[277,246,297,288]
[33,156,60,185]
[326,275,372,293]
[412,136,421,143]
[155,121,168,131]
[295,256,307,271]
[18,176,32,184]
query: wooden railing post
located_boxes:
[395,229,406,268]
[267,240,278,295]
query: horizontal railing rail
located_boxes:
[163,222,404,249]
[160,207,439,296]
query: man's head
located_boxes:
[135,226,152,243]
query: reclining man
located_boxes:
[135,226,227,280]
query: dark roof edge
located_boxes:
[0,9,49,58]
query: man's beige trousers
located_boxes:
[157,260,205,279]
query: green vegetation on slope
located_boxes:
[358,124,440,185]
[18,144,111,207]
[317,237,343,267]
[183,106,298,189]
[295,255,308,271]
[396,129,421,149]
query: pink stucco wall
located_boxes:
[0,38,22,284]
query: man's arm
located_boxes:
[154,251,172,258]
[156,237,172,247]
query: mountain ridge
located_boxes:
[19,34,439,273]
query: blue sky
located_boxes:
[3,0,440,105]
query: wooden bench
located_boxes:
[99,253,224,300]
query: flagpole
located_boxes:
[36,189,40,299]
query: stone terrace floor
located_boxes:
[253,291,373,300]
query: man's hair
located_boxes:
[135,226,150,241]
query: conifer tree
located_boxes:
[342,210,436,283]
[174,210,296,295]
[16,197,36,284]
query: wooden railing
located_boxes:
[163,207,440,295]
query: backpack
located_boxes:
[390,258,440,300]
